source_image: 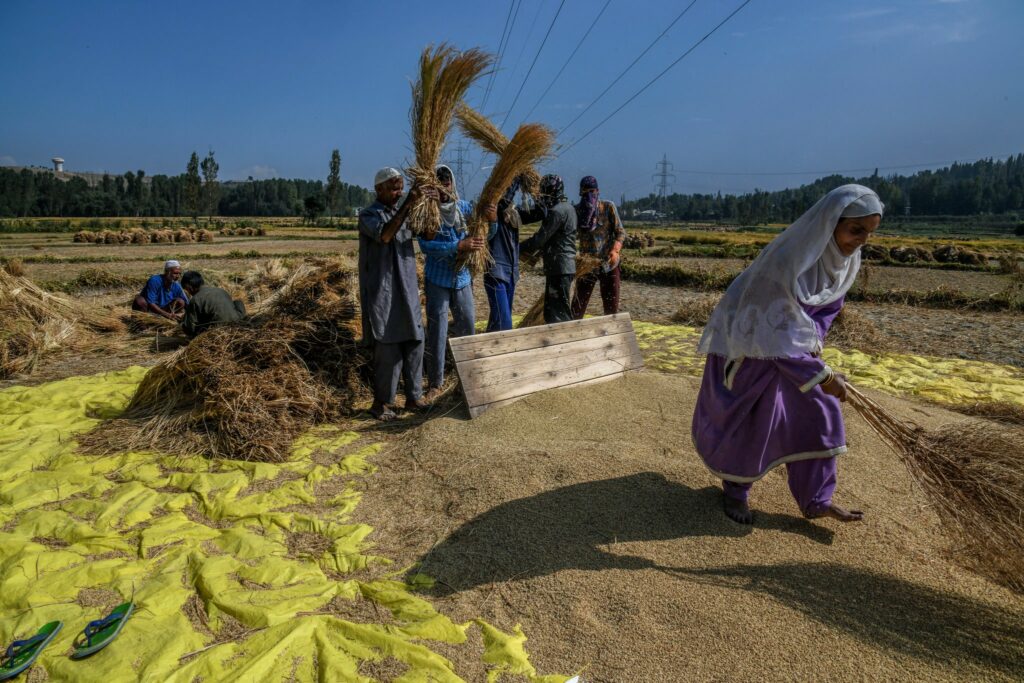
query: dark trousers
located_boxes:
[544,273,574,324]
[571,265,620,319]
[484,274,516,332]
[373,338,424,405]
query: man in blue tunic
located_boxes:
[132,259,188,320]
[358,167,435,421]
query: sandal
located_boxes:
[69,603,133,660]
[0,621,63,681]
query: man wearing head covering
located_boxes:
[483,178,523,331]
[693,184,884,525]
[571,175,626,318]
[179,270,246,338]
[519,174,578,324]
[132,259,188,320]
[358,167,435,421]
[417,165,483,402]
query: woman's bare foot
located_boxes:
[806,503,863,522]
[724,495,753,524]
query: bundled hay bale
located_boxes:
[625,231,654,249]
[73,231,91,243]
[174,229,195,243]
[406,44,492,235]
[121,310,181,335]
[670,294,722,327]
[83,259,366,462]
[932,243,982,265]
[846,384,1024,593]
[518,256,601,328]
[0,270,125,379]
[102,231,119,244]
[861,244,889,261]
[459,122,554,278]
[131,229,151,245]
[240,259,292,306]
[257,227,268,236]
[196,229,215,243]
[152,230,174,244]
[3,258,26,277]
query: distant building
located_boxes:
[5,158,148,188]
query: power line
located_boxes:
[557,0,699,137]
[480,0,518,112]
[493,0,546,117]
[521,0,612,122]
[558,0,753,157]
[500,0,566,130]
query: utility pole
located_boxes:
[445,143,472,194]
[652,153,675,221]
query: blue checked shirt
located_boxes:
[418,205,471,290]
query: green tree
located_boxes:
[184,152,201,222]
[326,149,342,224]
[303,193,326,225]
[200,150,220,219]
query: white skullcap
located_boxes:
[841,193,885,218]
[164,259,181,270]
[374,167,402,187]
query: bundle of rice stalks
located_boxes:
[240,259,292,306]
[174,229,195,243]
[152,230,174,244]
[406,44,492,235]
[196,229,215,243]
[130,229,151,245]
[257,227,268,236]
[83,258,367,462]
[0,269,125,378]
[456,103,541,195]
[121,310,181,335]
[2,258,25,277]
[460,122,554,278]
[846,383,1024,592]
[103,231,119,244]
[670,294,722,327]
[73,231,92,243]
[952,401,1024,427]
[518,255,601,328]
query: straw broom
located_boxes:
[458,122,555,279]
[456,103,542,195]
[517,255,602,328]
[845,383,1024,592]
[406,45,492,237]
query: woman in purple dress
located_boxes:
[693,184,884,524]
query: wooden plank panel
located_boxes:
[467,371,631,418]
[464,355,643,407]
[449,314,633,362]
[458,331,635,380]
[460,336,641,391]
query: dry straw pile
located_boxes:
[846,383,1024,592]
[406,44,491,236]
[82,258,367,462]
[0,267,124,378]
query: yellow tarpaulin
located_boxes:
[0,368,569,682]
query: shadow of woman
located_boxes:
[414,471,833,597]
[659,562,1024,676]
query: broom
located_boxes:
[459,122,555,279]
[845,382,1024,592]
[406,44,491,237]
[517,255,602,328]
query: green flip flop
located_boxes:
[69,603,133,660]
[0,621,63,681]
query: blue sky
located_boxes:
[1,0,1021,198]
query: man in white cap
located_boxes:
[132,259,188,320]
[358,167,436,420]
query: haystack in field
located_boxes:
[196,229,214,242]
[0,269,125,378]
[131,229,151,245]
[406,44,491,236]
[174,229,195,243]
[846,384,1024,592]
[82,258,367,462]
[152,230,174,244]
[458,121,554,278]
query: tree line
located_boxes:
[622,155,1024,225]
[0,149,372,221]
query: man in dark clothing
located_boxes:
[519,174,577,324]
[179,271,246,338]
[484,179,521,332]
[358,167,436,421]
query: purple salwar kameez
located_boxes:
[692,297,846,516]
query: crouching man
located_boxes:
[180,270,246,338]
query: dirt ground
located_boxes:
[353,372,1024,682]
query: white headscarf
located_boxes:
[436,164,464,229]
[698,184,884,360]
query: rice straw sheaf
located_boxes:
[81,258,368,462]
[460,122,555,278]
[0,269,125,378]
[406,44,492,236]
[846,383,1024,592]
[517,255,601,328]
[456,103,541,195]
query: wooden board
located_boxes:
[449,313,644,418]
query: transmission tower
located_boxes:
[652,153,675,220]
[445,143,473,194]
